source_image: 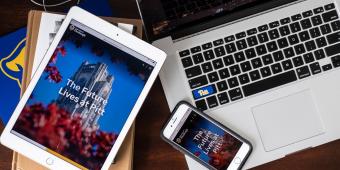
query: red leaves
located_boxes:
[13,102,118,170]
[45,45,66,83]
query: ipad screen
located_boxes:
[10,20,156,170]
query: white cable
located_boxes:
[30,0,80,10]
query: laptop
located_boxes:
[136,0,340,168]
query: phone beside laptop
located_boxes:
[162,101,252,170]
[0,7,166,170]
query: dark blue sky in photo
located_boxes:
[28,29,152,134]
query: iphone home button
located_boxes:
[234,157,241,164]
[46,157,54,165]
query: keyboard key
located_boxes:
[293,56,304,67]
[322,64,333,71]
[258,32,269,43]
[321,24,332,35]
[269,21,280,28]
[212,58,224,69]
[271,63,283,74]
[179,50,190,57]
[201,62,213,73]
[245,48,257,59]
[302,10,313,18]
[279,25,291,36]
[290,22,302,32]
[305,40,317,51]
[230,65,241,76]
[325,3,335,11]
[185,65,202,78]
[242,70,298,97]
[311,15,323,26]
[294,44,306,55]
[202,42,213,50]
[316,37,327,48]
[239,73,250,85]
[273,51,285,62]
[266,41,278,52]
[191,46,201,54]
[192,85,217,100]
[189,75,208,89]
[193,53,204,64]
[225,35,235,43]
[208,72,219,83]
[326,43,340,56]
[268,29,280,40]
[314,49,326,60]
[284,47,295,58]
[280,17,291,25]
[331,20,340,31]
[288,34,300,45]
[300,18,312,29]
[299,31,310,41]
[240,61,252,72]
[326,32,340,44]
[309,27,321,38]
[247,28,258,35]
[236,39,248,50]
[227,77,239,88]
[292,14,302,21]
[303,53,315,63]
[217,92,229,105]
[331,55,340,67]
[247,36,258,47]
[322,10,339,23]
[310,62,322,75]
[213,39,224,46]
[217,80,228,91]
[236,32,246,39]
[195,99,207,111]
[234,52,246,62]
[228,88,243,101]
[314,7,324,14]
[225,43,237,54]
[214,46,226,57]
[296,66,311,79]
[262,54,274,65]
[251,58,263,69]
[258,24,269,32]
[282,59,293,70]
[260,66,272,78]
[223,55,235,66]
[256,44,267,56]
[203,50,215,60]
[182,57,193,68]
[278,37,289,48]
[219,68,230,79]
[249,70,261,81]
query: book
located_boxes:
[12,10,144,170]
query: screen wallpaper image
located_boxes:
[11,21,154,170]
[174,111,243,170]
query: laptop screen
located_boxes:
[138,0,296,41]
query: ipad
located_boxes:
[0,7,166,170]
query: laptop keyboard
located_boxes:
[178,3,340,111]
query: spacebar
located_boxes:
[242,70,297,97]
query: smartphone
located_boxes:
[161,101,252,170]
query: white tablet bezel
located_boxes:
[0,6,166,170]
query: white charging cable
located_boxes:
[30,0,80,11]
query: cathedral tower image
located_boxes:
[57,61,113,129]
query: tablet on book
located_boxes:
[0,7,166,170]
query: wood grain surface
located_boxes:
[0,0,339,170]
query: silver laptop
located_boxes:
[136,0,340,168]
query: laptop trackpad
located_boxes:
[252,90,325,152]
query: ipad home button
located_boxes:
[234,157,241,164]
[46,157,54,165]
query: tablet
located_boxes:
[0,7,166,170]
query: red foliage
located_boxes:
[13,103,118,170]
[44,45,66,83]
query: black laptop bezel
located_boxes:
[137,0,301,42]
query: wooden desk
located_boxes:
[0,0,340,170]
